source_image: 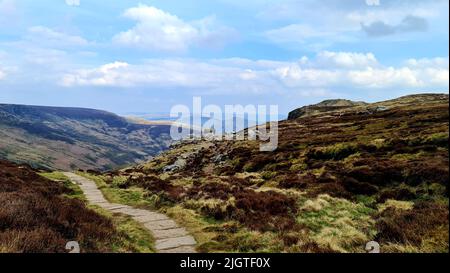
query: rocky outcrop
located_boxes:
[287,99,368,120]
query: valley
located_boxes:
[0,104,173,171]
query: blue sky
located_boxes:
[0,0,448,115]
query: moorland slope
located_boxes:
[85,93,449,253]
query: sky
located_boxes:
[0,0,448,115]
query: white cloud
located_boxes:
[60,52,449,95]
[265,24,332,42]
[273,64,341,88]
[62,62,130,87]
[0,52,8,80]
[27,26,89,47]
[361,15,428,37]
[65,0,80,7]
[275,55,449,89]
[0,69,5,80]
[315,51,378,69]
[113,4,236,52]
[263,23,356,51]
[365,0,380,6]
[62,59,274,92]
[261,0,448,49]
[426,68,449,86]
[347,67,420,88]
[405,57,449,68]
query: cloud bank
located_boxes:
[61,51,449,96]
[113,4,237,52]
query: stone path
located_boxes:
[63,172,197,253]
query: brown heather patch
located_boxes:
[126,174,184,202]
[198,189,302,232]
[375,201,449,250]
[0,160,115,253]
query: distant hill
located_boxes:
[288,94,450,120]
[125,113,287,134]
[0,104,172,171]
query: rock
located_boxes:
[212,154,227,163]
[163,158,187,173]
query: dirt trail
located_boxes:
[63,172,197,253]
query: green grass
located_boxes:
[261,171,277,180]
[355,195,376,207]
[320,143,358,160]
[76,172,158,209]
[42,171,155,253]
[90,206,155,253]
[39,171,86,201]
[297,194,376,253]
[164,205,284,253]
[76,172,289,253]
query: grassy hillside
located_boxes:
[83,94,449,253]
[0,160,154,253]
[0,104,172,171]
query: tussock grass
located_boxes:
[297,194,376,252]
[165,206,284,253]
[90,206,155,253]
[40,172,86,201]
[378,199,414,212]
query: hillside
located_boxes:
[0,104,172,171]
[0,160,155,253]
[84,93,449,253]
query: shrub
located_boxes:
[261,171,277,180]
[224,190,300,232]
[377,187,417,202]
[375,201,449,248]
[297,194,376,252]
[0,160,115,253]
[307,143,358,161]
[242,154,274,172]
[341,177,378,195]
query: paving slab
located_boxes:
[133,213,169,223]
[63,172,197,253]
[155,235,197,250]
[144,219,179,231]
[151,228,189,240]
[159,246,197,253]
